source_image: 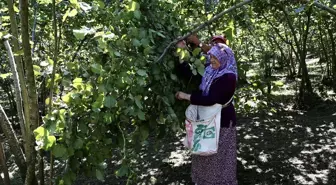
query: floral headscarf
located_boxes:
[200,43,237,96]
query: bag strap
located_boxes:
[196,95,234,121]
[222,95,234,108]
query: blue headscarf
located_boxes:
[200,43,237,96]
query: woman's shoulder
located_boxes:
[215,73,237,82]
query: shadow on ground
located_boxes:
[4,95,336,185]
[71,94,336,185]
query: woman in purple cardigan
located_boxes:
[175,42,238,185]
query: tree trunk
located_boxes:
[289,46,296,77]
[0,138,10,185]
[19,0,39,184]
[7,0,30,138]
[281,6,302,66]
[327,23,336,82]
[4,38,26,142]
[46,1,59,184]
[281,4,312,97]
[0,105,26,179]
[318,20,329,76]
[3,85,15,121]
[299,6,313,95]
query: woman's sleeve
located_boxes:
[190,74,236,106]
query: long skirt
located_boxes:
[191,126,237,185]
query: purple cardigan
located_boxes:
[190,73,237,128]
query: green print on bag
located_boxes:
[192,124,216,152]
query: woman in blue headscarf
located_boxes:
[175,43,238,185]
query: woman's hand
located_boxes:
[187,34,200,46]
[176,40,187,48]
[175,91,191,101]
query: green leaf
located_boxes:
[103,113,113,123]
[70,0,78,6]
[137,111,145,120]
[224,19,235,43]
[96,169,104,181]
[192,48,201,56]
[192,69,197,75]
[134,10,141,19]
[104,95,116,108]
[13,5,19,12]
[197,66,205,76]
[37,0,52,5]
[333,5,336,9]
[62,93,71,104]
[0,73,12,79]
[94,31,105,38]
[78,123,88,133]
[14,49,24,56]
[33,65,41,76]
[45,136,56,150]
[134,96,143,109]
[180,50,186,60]
[72,78,83,89]
[73,138,84,149]
[156,32,166,38]
[144,46,152,55]
[68,9,78,17]
[129,1,140,11]
[92,93,105,110]
[137,69,147,76]
[52,144,67,158]
[73,27,95,40]
[132,39,141,47]
[97,38,107,49]
[62,9,70,22]
[34,126,49,140]
[45,97,50,105]
[170,74,177,81]
[59,109,66,123]
[140,38,149,46]
[114,51,121,57]
[34,126,56,150]
[274,81,284,86]
[73,31,85,40]
[91,63,103,74]
[139,125,149,140]
[94,0,105,8]
[131,27,139,37]
[116,165,129,177]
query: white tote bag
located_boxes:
[183,97,233,156]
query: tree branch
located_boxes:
[0,104,27,180]
[31,1,38,55]
[6,0,30,141]
[0,137,10,185]
[262,14,291,45]
[47,1,59,184]
[279,5,302,55]
[156,0,253,62]
[20,0,39,184]
[70,37,88,63]
[3,36,26,142]
[313,1,336,16]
